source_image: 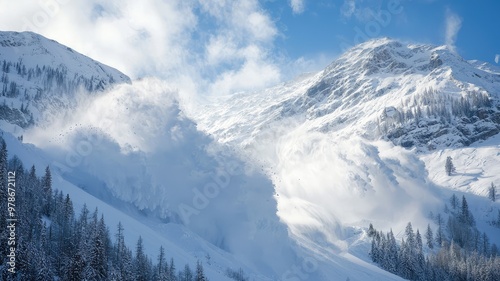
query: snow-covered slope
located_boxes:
[196,38,500,151]
[2,33,500,281]
[190,38,500,278]
[0,31,130,130]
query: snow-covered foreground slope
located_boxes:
[0,131,255,281]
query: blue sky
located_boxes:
[0,0,498,95]
[263,0,500,65]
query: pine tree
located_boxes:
[489,183,496,202]
[435,214,444,247]
[401,223,417,280]
[89,210,107,280]
[115,222,125,261]
[36,249,54,281]
[482,232,490,256]
[157,246,167,281]
[168,257,177,281]
[195,261,207,281]
[180,264,193,281]
[121,248,135,281]
[370,237,379,263]
[67,252,85,281]
[425,224,434,249]
[135,236,150,281]
[415,230,426,280]
[460,195,474,226]
[450,194,459,210]
[385,229,399,274]
[491,244,498,257]
[368,223,376,237]
[445,156,456,176]
[42,166,52,215]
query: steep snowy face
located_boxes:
[191,38,500,271]
[295,38,500,150]
[198,38,500,152]
[0,31,130,129]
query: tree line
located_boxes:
[0,137,224,280]
[1,58,116,128]
[369,194,500,281]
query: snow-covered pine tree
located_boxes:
[195,261,207,281]
[157,246,167,281]
[168,257,177,281]
[450,194,459,210]
[121,248,135,281]
[367,223,376,237]
[445,156,456,176]
[400,223,417,280]
[42,166,52,215]
[415,230,426,280]
[425,224,434,249]
[89,210,108,280]
[460,195,474,226]
[482,232,490,256]
[135,236,150,281]
[385,229,399,274]
[489,183,496,202]
[179,264,193,281]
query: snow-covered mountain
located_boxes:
[1,33,500,280]
[191,38,500,278]
[0,31,130,130]
[196,38,500,152]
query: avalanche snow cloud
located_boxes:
[192,37,500,265]
[23,75,420,280]
[6,30,500,280]
[24,78,301,278]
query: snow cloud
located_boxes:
[199,1,281,95]
[289,0,306,14]
[444,9,462,54]
[0,0,281,96]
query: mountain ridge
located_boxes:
[195,38,500,152]
[1,32,499,281]
[0,31,130,129]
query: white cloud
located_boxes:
[290,0,305,14]
[209,58,281,95]
[495,54,499,64]
[444,9,462,54]
[198,0,281,95]
[0,0,282,96]
[0,0,197,79]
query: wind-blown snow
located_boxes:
[189,38,500,278]
[3,35,500,280]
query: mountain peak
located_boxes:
[325,38,472,79]
[0,31,130,82]
[356,37,400,49]
[0,30,131,129]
